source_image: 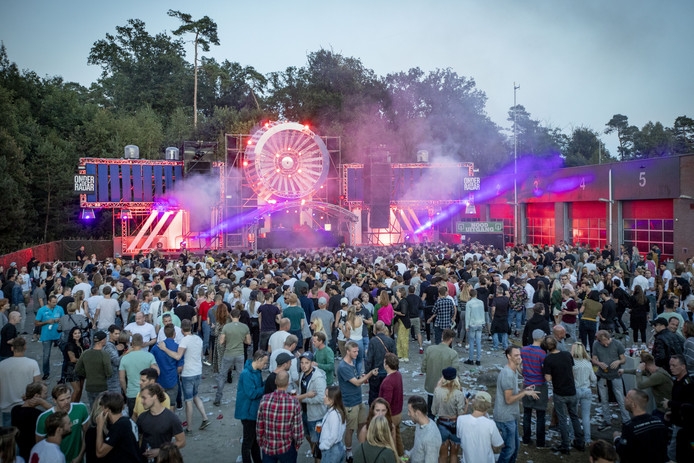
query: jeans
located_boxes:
[242,419,262,463]
[576,386,592,443]
[493,332,508,350]
[467,325,483,361]
[215,355,244,403]
[434,326,443,345]
[17,303,27,332]
[561,321,577,341]
[578,319,597,350]
[360,337,369,361]
[597,377,630,423]
[350,339,364,376]
[647,294,657,319]
[259,331,273,351]
[320,441,345,463]
[261,445,296,463]
[553,394,584,449]
[508,310,523,332]
[522,407,546,446]
[42,341,53,376]
[496,419,519,463]
[1,412,10,427]
[200,320,210,355]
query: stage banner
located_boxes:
[456,221,503,234]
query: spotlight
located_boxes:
[120,209,133,220]
[80,209,96,220]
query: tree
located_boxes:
[634,121,674,158]
[673,116,694,154]
[563,127,610,167]
[88,19,190,115]
[168,10,220,131]
[604,114,639,160]
[507,105,563,158]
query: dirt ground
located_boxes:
[23,318,618,462]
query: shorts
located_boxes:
[181,375,201,401]
[436,420,460,444]
[410,318,421,333]
[303,415,319,442]
[345,403,368,431]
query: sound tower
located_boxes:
[369,162,391,228]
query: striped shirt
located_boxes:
[521,345,546,386]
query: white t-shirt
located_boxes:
[96,298,120,330]
[268,330,290,354]
[456,414,504,463]
[124,322,157,344]
[0,356,41,412]
[179,334,203,377]
[30,439,65,463]
[86,295,104,318]
[156,325,184,344]
[72,282,92,300]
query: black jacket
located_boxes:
[522,314,550,346]
[653,329,684,374]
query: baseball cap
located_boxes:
[532,329,546,340]
[442,367,457,381]
[650,318,668,327]
[301,352,314,362]
[275,353,293,365]
[318,297,327,305]
[475,391,492,403]
[340,297,349,305]
[93,331,107,342]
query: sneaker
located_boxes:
[185,428,192,434]
[464,359,474,365]
[597,421,610,432]
[475,360,481,366]
[403,358,409,363]
[213,401,221,407]
[199,420,211,430]
[419,348,424,354]
[423,340,431,345]
[203,360,212,366]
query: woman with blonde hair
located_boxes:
[310,317,326,339]
[432,367,466,463]
[550,278,564,325]
[85,392,108,463]
[456,283,472,345]
[353,416,397,463]
[571,342,596,445]
[344,301,365,375]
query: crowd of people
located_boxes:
[0,240,693,462]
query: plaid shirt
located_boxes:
[432,296,456,330]
[256,389,304,456]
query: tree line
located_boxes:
[0,11,692,253]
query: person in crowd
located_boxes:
[137,383,185,461]
[629,285,650,344]
[521,303,550,348]
[490,287,510,350]
[661,354,694,462]
[377,353,403,456]
[131,368,171,420]
[613,389,668,463]
[119,333,158,416]
[651,317,684,374]
[30,411,72,463]
[11,382,49,461]
[571,342,597,445]
[310,297,335,348]
[296,352,326,458]
[0,337,41,427]
[76,331,113,406]
[256,370,304,461]
[344,300,366,374]
[215,308,250,405]
[543,335,585,454]
[338,340,379,462]
[94,391,144,462]
[592,330,629,431]
[124,312,157,349]
[456,391,504,463]
[35,384,90,463]
[579,290,602,350]
[62,326,85,402]
[35,295,64,380]
[406,395,441,463]
[364,321,395,405]
[463,289,485,365]
[318,386,347,463]
[268,335,299,385]
[494,346,538,463]
[150,325,183,409]
[102,325,123,393]
[356,399,396,446]
[427,286,456,345]
[422,328,458,414]
[235,350,268,463]
[312,331,335,385]
[619,352,672,421]
[520,329,548,448]
[431,367,465,463]
[353,415,397,463]
[589,439,618,463]
[156,320,209,432]
[683,320,694,375]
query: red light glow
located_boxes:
[243,160,249,167]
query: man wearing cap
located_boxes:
[521,329,548,448]
[75,330,113,405]
[651,317,684,375]
[310,296,335,345]
[265,352,294,395]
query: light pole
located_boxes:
[513,83,520,244]
[599,168,613,247]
